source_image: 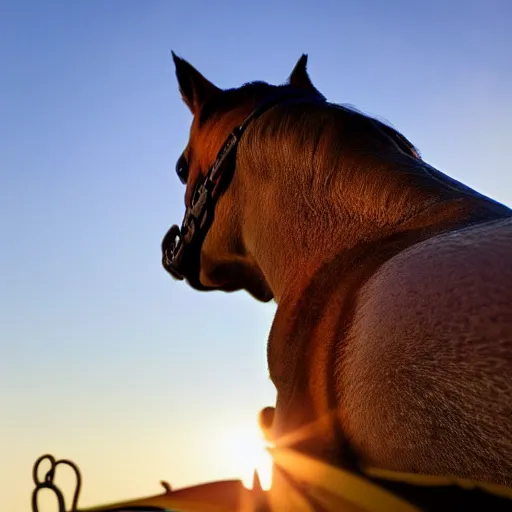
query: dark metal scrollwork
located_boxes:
[32,454,82,512]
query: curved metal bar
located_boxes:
[32,454,82,512]
[32,481,67,512]
[33,454,56,486]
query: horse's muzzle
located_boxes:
[161,223,214,291]
[161,224,185,281]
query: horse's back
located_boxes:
[341,216,512,485]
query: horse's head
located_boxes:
[162,53,323,302]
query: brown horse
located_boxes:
[161,53,512,488]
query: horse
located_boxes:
[161,53,512,490]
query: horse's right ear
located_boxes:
[288,54,320,94]
[171,52,221,115]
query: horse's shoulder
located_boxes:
[338,217,512,482]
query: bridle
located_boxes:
[161,88,325,286]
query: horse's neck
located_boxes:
[238,149,511,303]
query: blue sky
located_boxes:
[1,1,511,510]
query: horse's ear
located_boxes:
[172,51,221,114]
[288,54,318,92]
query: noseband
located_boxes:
[161,89,325,285]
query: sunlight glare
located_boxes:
[221,424,273,491]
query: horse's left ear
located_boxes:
[288,54,319,93]
[172,51,221,115]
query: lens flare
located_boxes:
[241,439,273,491]
[221,425,273,491]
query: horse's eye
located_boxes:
[175,154,189,184]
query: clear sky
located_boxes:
[1,1,511,510]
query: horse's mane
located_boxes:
[199,82,483,226]
[341,104,421,159]
[200,81,420,159]
[199,81,273,125]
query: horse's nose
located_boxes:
[161,225,180,262]
[175,154,188,184]
[161,224,185,280]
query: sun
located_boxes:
[220,424,273,491]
